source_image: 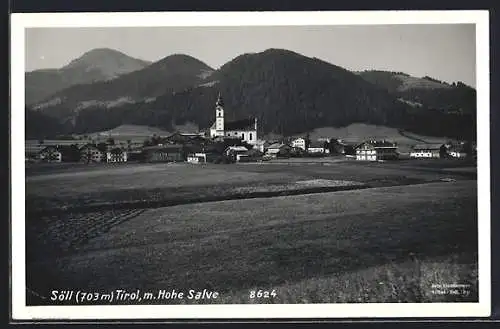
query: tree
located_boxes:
[439,144,448,158]
[84,148,93,164]
[151,134,161,146]
[96,142,108,153]
[462,141,474,158]
[106,137,115,145]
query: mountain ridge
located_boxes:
[25,48,152,105]
[32,53,215,117]
[26,48,476,141]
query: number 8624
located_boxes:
[249,289,277,299]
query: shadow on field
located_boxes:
[26,174,456,217]
[27,184,370,216]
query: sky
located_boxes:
[25,24,476,87]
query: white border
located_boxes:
[11,10,491,320]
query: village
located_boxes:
[26,93,475,166]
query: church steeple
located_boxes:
[216,92,224,108]
[215,92,224,136]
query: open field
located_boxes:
[308,123,455,144]
[25,160,478,305]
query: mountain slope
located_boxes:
[204,49,403,134]
[355,70,452,93]
[32,54,215,121]
[357,70,476,114]
[25,108,69,139]
[26,48,151,105]
[39,49,407,136]
[27,49,476,141]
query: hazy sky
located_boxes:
[25,24,476,87]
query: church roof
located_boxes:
[355,140,397,149]
[225,118,256,131]
[412,143,444,150]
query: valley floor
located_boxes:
[24,160,479,305]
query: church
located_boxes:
[209,93,258,145]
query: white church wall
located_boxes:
[225,130,257,144]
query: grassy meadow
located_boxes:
[25,160,478,305]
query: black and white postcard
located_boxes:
[10,10,491,320]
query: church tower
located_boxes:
[215,92,225,136]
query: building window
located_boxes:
[242,133,245,139]
[249,133,253,141]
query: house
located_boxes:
[410,144,447,159]
[224,145,249,157]
[237,148,264,162]
[252,139,267,153]
[224,145,249,162]
[290,146,307,157]
[79,144,104,163]
[355,140,398,161]
[328,139,347,155]
[265,143,292,158]
[343,144,357,156]
[307,140,329,154]
[142,144,184,162]
[291,137,306,150]
[317,137,331,143]
[39,146,62,163]
[209,93,258,145]
[57,144,82,162]
[448,146,468,158]
[187,152,208,164]
[165,132,206,145]
[106,147,128,163]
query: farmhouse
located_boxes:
[290,146,306,157]
[39,146,62,163]
[355,140,398,161]
[328,139,347,154]
[224,145,249,157]
[307,140,329,154]
[448,146,467,158]
[106,147,128,163]
[252,139,267,153]
[142,144,184,162]
[79,144,104,163]
[291,137,306,150]
[187,152,209,164]
[410,144,447,159]
[237,148,264,162]
[209,93,258,145]
[166,132,206,145]
[265,143,292,158]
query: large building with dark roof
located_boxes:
[410,143,447,158]
[355,140,398,161]
[209,93,258,145]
